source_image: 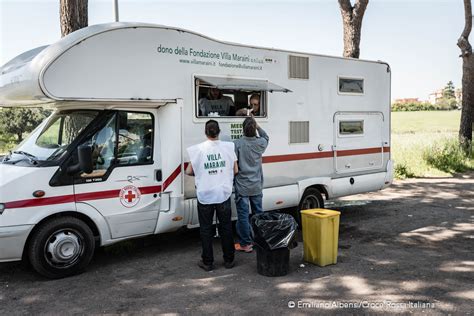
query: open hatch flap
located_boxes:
[196,76,292,93]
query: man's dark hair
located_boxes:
[205,120,220,138]
[243,117,257,137]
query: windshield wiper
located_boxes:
[8,151,39,165]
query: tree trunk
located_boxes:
[338,0,369,58]
[458,0,473,152]
[17,132,23,143]
[60,0,88,37]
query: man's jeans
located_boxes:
[235,193,263,246]
[197,198,235,265]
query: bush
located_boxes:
[423,138,473,173]
[391,101,457,112]
[394,162,416,179]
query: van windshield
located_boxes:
[4,110,99,164]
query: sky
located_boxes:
[0,0,467,101]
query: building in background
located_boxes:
[428,89,443,105]
[394,98,420,104]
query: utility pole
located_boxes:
[114,0,119,22]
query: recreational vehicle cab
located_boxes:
[0,23,392,278]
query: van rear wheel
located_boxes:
[296,187,325,226]
[28,217,95,279]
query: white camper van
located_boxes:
[0,23,392,278]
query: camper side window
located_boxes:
[339,120,364,135]
[196,81,265,118]
[339,77,364,94]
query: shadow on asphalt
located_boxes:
[0,173,472,314]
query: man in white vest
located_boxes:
[186,120,238,271]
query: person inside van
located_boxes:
[236,93,261,116]
[199,87,235,116]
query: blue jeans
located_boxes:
[235,193,263,246]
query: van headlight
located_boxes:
[0,203,5,214]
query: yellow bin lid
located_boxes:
[301,208,340,218]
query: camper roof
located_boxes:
[0,22,387,107]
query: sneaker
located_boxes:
[224,261,235,269]
[235,243,253,253]
[198,260,215,272]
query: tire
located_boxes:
[28,216,95,279]
[295,187,325,226]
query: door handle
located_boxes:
[156,169,162,182]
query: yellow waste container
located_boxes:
[301,209,341,267]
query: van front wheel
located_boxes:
[28,217,95,279]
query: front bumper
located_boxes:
[0,225,34,262]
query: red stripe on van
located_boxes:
[263,151,333,163]
[163,165,182,191]
[262,146,390,163]
[4,185,162,209]
[4,195,75,209]
[3,147,390,209]
[336,146,390,157]
[75,189,121,202]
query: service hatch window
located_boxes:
[339,77,364,94]
[196,79,266,118]
[339,120,364,135]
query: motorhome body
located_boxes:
[0,23,392,278]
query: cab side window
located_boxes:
[117,112,153,165]
[79,111,153,179]
[83,115,117,178]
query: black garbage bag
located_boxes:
[251,212,298,250]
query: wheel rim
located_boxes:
[44,229,84,269]
[301,195,321,210]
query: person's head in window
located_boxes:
[242,117,257,137]
[249,94,260,116]
[207,88,223,100]
[199,88,234,116]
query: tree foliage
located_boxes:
[0,108,52,142]
[442,81,456,100]
[392,101,456,112]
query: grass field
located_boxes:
[391,110,473,178]
[391,111,461,134]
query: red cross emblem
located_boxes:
[120,185,141,207]
[124,191,136,203]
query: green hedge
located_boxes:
[392,100,457,112]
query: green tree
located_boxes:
[0,107,51,142]
[442,81,456,99]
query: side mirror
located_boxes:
[67,145,93,174]
[78,145,93,174]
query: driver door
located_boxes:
[74,110,162,239]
